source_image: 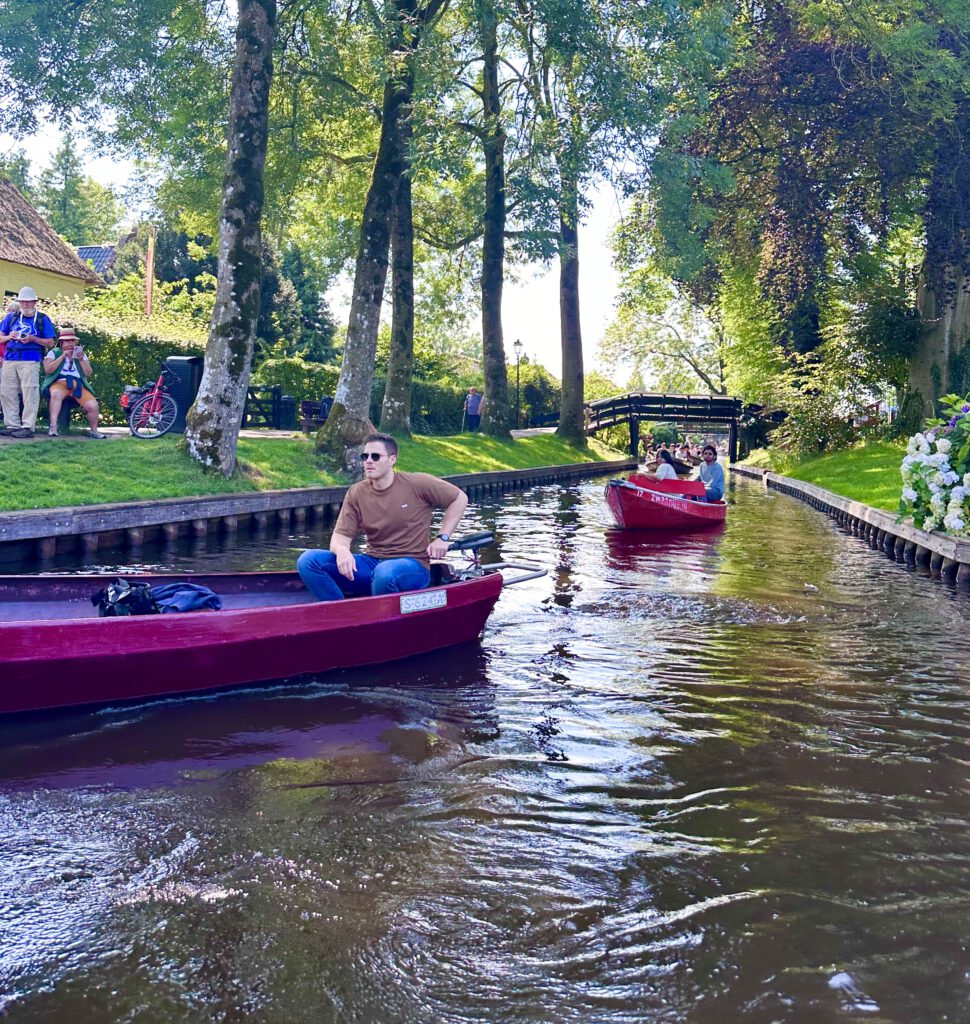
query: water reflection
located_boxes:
[3,475,970,1023]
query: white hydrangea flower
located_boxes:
[936,437,952,454]
[902,487,918,502]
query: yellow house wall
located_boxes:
[0,261,87,304]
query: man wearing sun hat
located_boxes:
[42,328,107,438]
[0,286,57,438]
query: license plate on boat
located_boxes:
[400,590,448,614]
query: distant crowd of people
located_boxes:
[0,286,105,440]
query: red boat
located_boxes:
[0,543,541,716]
[605,474,727,530]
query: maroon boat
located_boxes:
[0,537,542,716]
[605,474,727,530]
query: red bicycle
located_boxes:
[121,366,180,439]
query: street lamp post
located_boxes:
[513,338,523,429]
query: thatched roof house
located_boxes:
[0,179,104,300]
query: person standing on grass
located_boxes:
[0,299,18,370]
[42,329,107,438]
[0,286,56,438]
[297,432,468,601]
[464,387,483,431]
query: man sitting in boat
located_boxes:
[698,443,725,502]
[297,432,468,601]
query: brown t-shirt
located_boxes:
[333,471,463,567]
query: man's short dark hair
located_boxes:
[702,443,717,455]
[365,432,398,456]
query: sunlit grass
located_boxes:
[740,441,905,511]
[0,431,626,511]
[395,433,621,475]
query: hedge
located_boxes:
[251,357,340,405]
[253,362,467,435]
[369,377,467,435]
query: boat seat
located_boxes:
[629,474,706,498]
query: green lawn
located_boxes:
[740,441,905,512]
[0,432,625,512]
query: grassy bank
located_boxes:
[0,433,624,512]
[740,441,904,512]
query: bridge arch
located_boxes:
[583,392,744,461]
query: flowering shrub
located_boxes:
[899,394,970,534]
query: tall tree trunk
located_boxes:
[318,0,449,467]
[317,72,407,466]
[184,0,276,476]
[478,0,511,437]
[556,168,586,446]
[380,73,415,437]
[908,105,970,412]
[910,269,970,408]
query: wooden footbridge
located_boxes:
[533,392,748,461]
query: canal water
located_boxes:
[2,476,970,1023]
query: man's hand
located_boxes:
[427,537,451,560]
[335,548,357,580]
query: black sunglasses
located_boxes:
[359,452,385,462]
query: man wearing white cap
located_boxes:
[0,286,56,438]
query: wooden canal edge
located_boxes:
[731,464,970,587]
[0,459,637,566]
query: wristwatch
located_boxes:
[438,533,451,542]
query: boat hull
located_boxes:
[0,570,504,716]
[605,479,727,530]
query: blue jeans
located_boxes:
[297,550,430,602]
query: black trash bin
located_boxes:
[279,395,297,431]
[164,355,204,434]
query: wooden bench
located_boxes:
[300,400,329,434]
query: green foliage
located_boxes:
[280,244,339,363]
[47,270,213,347]
[250,357,340,404]
[35,138,126,245]
[508,362,562,426]
[889,390,926,440]
[0,153,33,197]
[650,422,679,446]
[367,376,468,436]
[583,372,622,402]
[718,262,787,404]
[601,260,727,394]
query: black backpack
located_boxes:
[91,579,159,617]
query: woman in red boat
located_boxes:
[640,448,678,482]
